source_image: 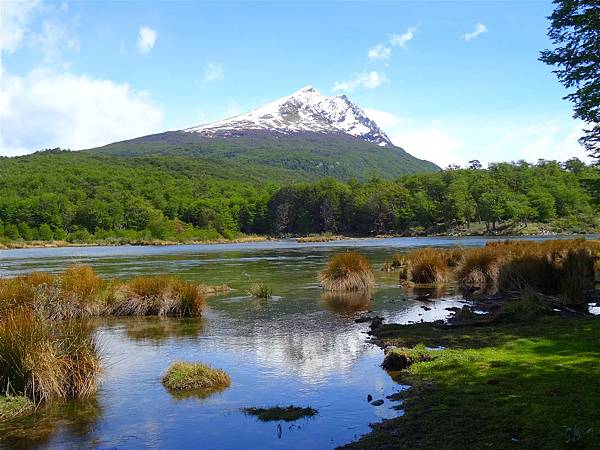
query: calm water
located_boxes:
[0,236,581,449]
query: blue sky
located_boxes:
[0,0,590,166]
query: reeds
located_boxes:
[162,361,231,392]
[0,267,206,319]
[110,276,205,317]
[400,239,600,304]
[319,251,374,292]
[0,309,100,403]
[403,248,451,285]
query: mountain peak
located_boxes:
[184,87,393,147]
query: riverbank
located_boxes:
[343,315,600,450]
[1,225,597,251]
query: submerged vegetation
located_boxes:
[162,362,231,393]
[242,405,318,422]
[319,251,374,292]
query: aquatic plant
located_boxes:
[162,361,231,392]
[0,309,100,403]
[110,276,205,317]
[248,282,273,299]
[242,405,317,422]
[319,251,374,292]
[403,248,451,285]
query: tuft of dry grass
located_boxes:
[404,248,451,285]
[162,361,231,392]
[110,276,205,317]
[319,251,374,292]
[0,309,100,403]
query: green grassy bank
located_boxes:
[344,316,600,450]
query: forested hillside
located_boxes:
[0,150,597,243]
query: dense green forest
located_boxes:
[0,150,597,244]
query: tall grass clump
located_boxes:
[110,276,205,317]
[402,248,451,285]
[319,251,374,292]
[162,361,231,392]
[0,309,100,403]
[456,239,600,303]
[248,282,272,299]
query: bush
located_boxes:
[319,251,374,292]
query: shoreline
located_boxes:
[1,230,596,251]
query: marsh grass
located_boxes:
[162,361,231,393]
[242,405,317,422]
[400,239,599,304]
[111,276,205,317]
[0,310,100,403]
[319,251,374,292]
[403,248,450,285]
[248,282,272,299]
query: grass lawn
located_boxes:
[342,316,600,450]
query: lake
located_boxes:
[0,236,576,449]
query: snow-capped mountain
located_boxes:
[184,86,393,147]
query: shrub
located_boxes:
[319,251,374,292]
[162,361,231,392]
[248,282,272,299]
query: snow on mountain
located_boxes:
[184,86,393,147]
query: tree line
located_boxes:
[0,152,597,243]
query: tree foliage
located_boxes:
[540,0,600,160]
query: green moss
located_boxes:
[242,405,318,422]
[0,396,34,422]
[162,361,231,392]
[344,317,600,450]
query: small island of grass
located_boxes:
[162,361,231,392]
[242,405,318,422]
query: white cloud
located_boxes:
[367,44,391,61]
[0,0,41,54]
[390,27,416,48]
[463,23,487,42]
[137,26,156,54]
[363,108,403,129]
[30,20,80,63]
[204,61,224,81]
[0,68,164,155]
[332,71,387,93]
[392,126,464,168]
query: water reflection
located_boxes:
[122,317,205,343]
[320,291,373,315]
